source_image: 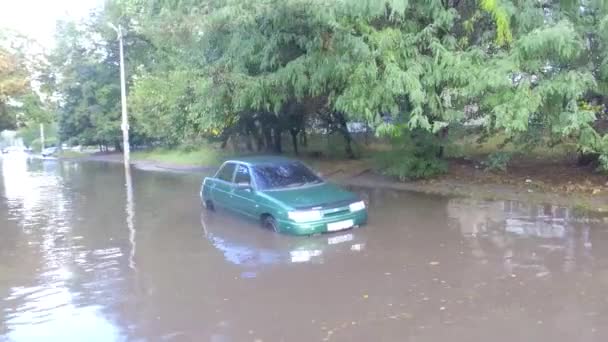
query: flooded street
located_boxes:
[2,155,608,342]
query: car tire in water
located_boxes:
[262,215,279,233]
[203,199,215,211]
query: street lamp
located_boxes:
[108,22,130,167]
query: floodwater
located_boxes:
[2,155,608,342]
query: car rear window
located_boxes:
[252,162,322,190]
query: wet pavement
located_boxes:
[2,154,608,341]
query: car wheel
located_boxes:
[203,199,215,211]
[262,215,279,233]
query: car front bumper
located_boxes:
[276,210,368,235]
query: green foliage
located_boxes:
[1,31,30,130]
[599,154,608,172]
[36,0,608,178]
[479,0,513,46]
[482,151,511,172]
[129,69,215,146]
[375,150,448,180]
[31,137,57,152]
[374,129,448,180]
[17,123,57,147]
[132,145,224,166]
[48,19,121,147]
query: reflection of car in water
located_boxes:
[200,156,368,235]
[200,210,367,267]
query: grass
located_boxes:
[124,130,577,173]
[126,136,377,178]
[132,145,228,167]
[58,150,90,158]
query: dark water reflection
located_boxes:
[2,155,608,341]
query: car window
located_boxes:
[216,163,236,182]
[234,164,251,185]
[252,162,322,190]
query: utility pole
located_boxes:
[108,23,130,167]
[40,123,45,151]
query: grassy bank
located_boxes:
[132,146,227,167]
[55,138,608,212]
[58,150,90,158]
[447,132,578,161]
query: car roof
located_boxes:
[224,155,298,167]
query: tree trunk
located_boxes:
[300,129,308,148]
[290,129,299,155]
[273,128,283,153]
[253,126,264,151]
[244,118,256,152]
[220,134,230,149]
[263,127,273,152]
[255,134,264,152]
[578,152,599,166]
[437,126,449,158]
[231,136,239,153]
[245,132,254,152]
[344,134,354,159]
[336,112,355,159]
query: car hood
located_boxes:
[262,182,357,210]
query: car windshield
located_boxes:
[252,162,322,190]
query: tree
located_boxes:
[45,0,608,176]
[0,33,29,130]
[48,17,124,150]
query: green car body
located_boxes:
[200,156,368,235]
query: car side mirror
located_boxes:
[236,182,252,191]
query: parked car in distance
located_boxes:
[1,148,8,154]
[201,156,368,235]
[41,146,58,157]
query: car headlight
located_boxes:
[288,210,323,222]
[349,200,366,212]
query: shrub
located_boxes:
[482,151,511,172]
[374,129,448,180]
[598,154,608,172]
[376,151,448,180]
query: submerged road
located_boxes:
[1,154,608,341]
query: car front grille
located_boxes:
[322,208,351,217]
[295,199,353,211]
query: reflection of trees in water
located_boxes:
[447,198,600,275]
[0,159,133,340]
[0,161,10,336]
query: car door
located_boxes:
[211,162,237,208]
[232,164,259,218]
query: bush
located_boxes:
[374,129,448,180]
[598,154,608,172]
[375,150,448,180]
[482,151,511,172]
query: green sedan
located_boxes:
[200,156,368,235]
